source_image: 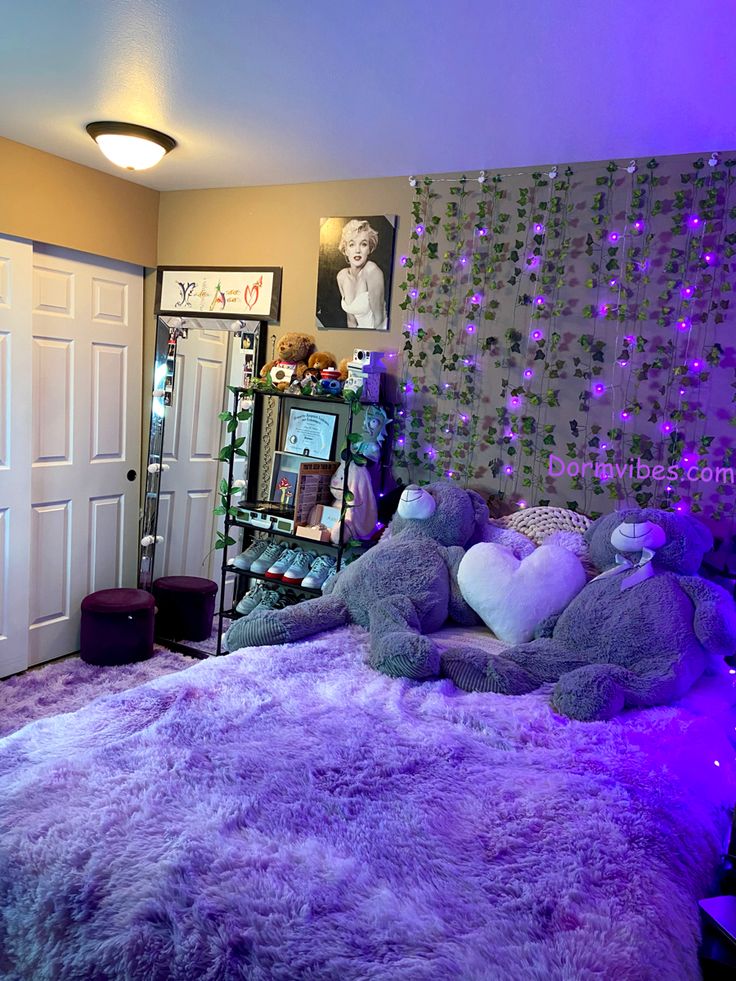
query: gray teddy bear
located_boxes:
[442,508,736,720]
[225,481,531,679]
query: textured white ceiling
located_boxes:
[0,0,733,191]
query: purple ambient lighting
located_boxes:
[691,359,702,371]
[617,357,629,367]
[523,368,534,379]
[509,396,522,410]
[478,227,488,237]
[471,293,483,305]
[409,289,418,299]
[533,223,545,234]
[608,278,618,288]
[676,318,691,332]
[443,382,451,389]
[463,357,473,366]
[517,499,527,508]
[703,252,715,265]
[400,255,408,266]
[681,285,694,299]
[396,437,405,446]
[458,256,468,266]
[459,413,469,423]
[601,443,608,450]
[466,323,476,334]
[633,220,644,232]
[599,304,609,317]
[665,485,673,493]
[534,296,545,307]
[592,382,606,397]
[415,224,425,235]
[531,329,543,341]
[405,322,418,335]
[620,410,630,420]
[624,335,635,344]
[396,409,405,417]
[445,470,454,478]
[526,255,539,268]
[688,215,701,228]
[661,421,673,434]
[608,231,620,243]
[504,465,514,476]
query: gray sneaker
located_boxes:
[281,549,318,585]
[235,581,268,615]
[248,590,285,618]
[301,554,337,590]
[250,540,287,575]
[233,539,269,571]
[321,565,339,593]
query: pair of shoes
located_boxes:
[233,538,270,572]
[321,565,339,593]
[265,547,319,585]
[236,587,285,619]
[301,554,337,590]
[235,581,269,615]
[250,541,288,575]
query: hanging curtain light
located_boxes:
[85,121,176,171]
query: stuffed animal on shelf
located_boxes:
[225,481,493,677]
[354,405,391,463]
[260,332,316,390]
[325,461,377,544]
[442,508,736,721]
[305,351,337,379]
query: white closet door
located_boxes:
[29,245,142,666]
[155,326,230,583]
[0,237,32,677]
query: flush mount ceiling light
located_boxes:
[85,121,176,171]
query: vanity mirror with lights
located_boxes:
[139,267,282,610]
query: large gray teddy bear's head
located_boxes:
[390,481,490,547]
[585,507,713,574]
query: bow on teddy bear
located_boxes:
[225,481,532,677]
[442,508,736,721]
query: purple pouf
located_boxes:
[80,588,155,666]
[152,576,218,642]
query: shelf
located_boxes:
[225,565,323,595]
[241,386,352,406]
[231,519,339,548]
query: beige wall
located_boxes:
[0,136,159,267]
[157,178,412,369]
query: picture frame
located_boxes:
[155,265,282,322]
[268,452,303,508]
[315,216,396,332]
[284,407,338,460]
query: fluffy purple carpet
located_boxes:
[0,648,195,738]
[0,625,734,979]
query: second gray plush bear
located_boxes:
[225,481,530,679]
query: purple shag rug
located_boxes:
[0,625,734,979]
[0,648,195,738]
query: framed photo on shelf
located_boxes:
[284,407,338,460]
[315,215,396,332]
[269,452,303,508]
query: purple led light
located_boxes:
[534,295,545,306]
[703,252,715,264]
[608,278,618,288]
[661,421,673,434]
[443,382,451,389]
[466,323,476,334]
[679,388,686,396]
[409,289,418,299]
[400,255,408,266]
[675,502,687,513]
[533,223,545,234]
[459,413,469,423]
[531,329,543,341]
[478,227,488,236]
[601,442,608,450]
[617,357,629,366]
[471,293,482,305]
[688,215,701,228]
[445,470,454,478]
[415,224,424,235]
[592,382,606,397]
[458,256,468,266]
[633,220,644,231]
[517,499,527,508]
[624,334,635,344]
[504,465,514,476]
[665,485,672,493]
[396,409,405,417]
[523,368,534,379]
[691,359,701,370]
[681,285,693,299]
[396,437,405,446]
[526,254,539,267]
[608,231,620,243]
[463,357,473,366]
[620,410,630,420]
[676,318,691,332]
[599,304,609,317]
[404,322,418,335]
[509,396,521,410]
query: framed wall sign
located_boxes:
[155,266,282,321]
[284,407,338,460]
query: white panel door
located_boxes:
[29,245,142,666]
[0,237,32,677]
[155,326,230,582]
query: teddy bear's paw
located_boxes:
[372,632,439,680]
[441,647,538,695]
[551,664,626,721]
[225,612,289,651]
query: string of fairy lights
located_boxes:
[394,155,735,525]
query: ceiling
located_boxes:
[1,0,733,192]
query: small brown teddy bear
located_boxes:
[303,351,337,382]
[260,332,316,390]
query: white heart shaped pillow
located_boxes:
[458,543,587,645]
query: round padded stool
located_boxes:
[80,588,155,666]
[152,576,218,641]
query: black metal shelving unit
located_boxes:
[215,386,364,655]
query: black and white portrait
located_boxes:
[315,215,396,331]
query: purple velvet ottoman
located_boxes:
[80,588,155,666]
[152,576,218,642]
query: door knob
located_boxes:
[127,469,137,481]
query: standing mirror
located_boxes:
[139,267,281,648]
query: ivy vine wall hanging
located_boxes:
[395,154,736,562]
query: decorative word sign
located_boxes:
[156,266,282,321]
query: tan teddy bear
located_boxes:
[260,332,316,390]
[303,351,337,382]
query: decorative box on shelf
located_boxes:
[294,524,332,542]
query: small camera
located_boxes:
[352,349,383,371]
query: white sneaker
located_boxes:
[250,541,287,575]
[320,564,339,593]
[282,549,318,586]
[301,554,337,590]
[264,547,300,581]
[233,539,269,571]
